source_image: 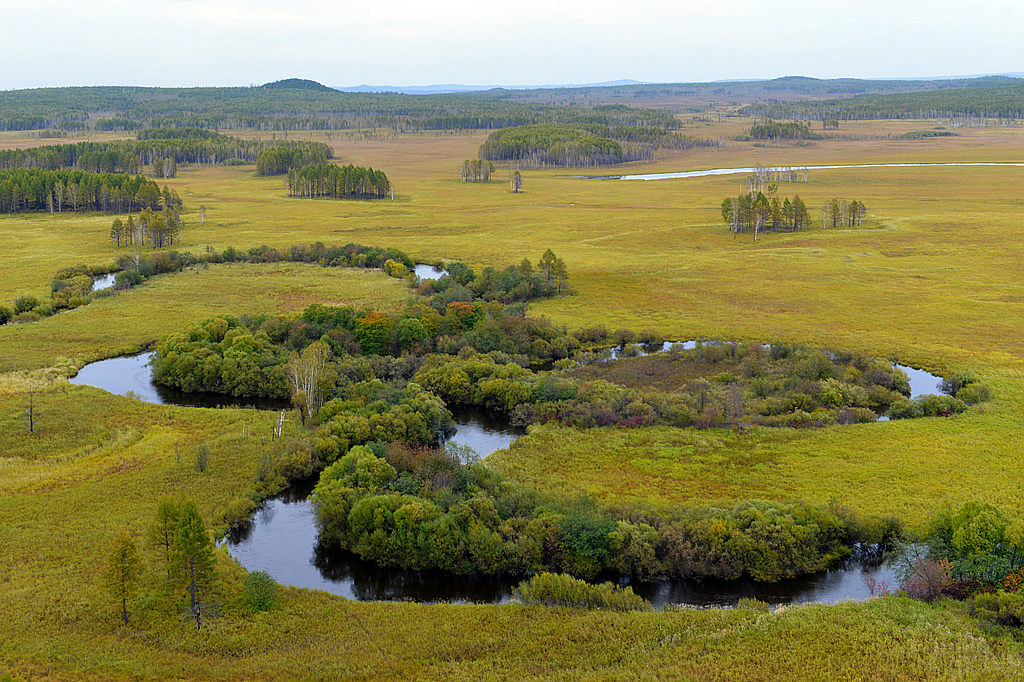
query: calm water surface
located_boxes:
[414,264,448,281]
[601,162,1024,182]
[90,273,117,291]
[224,485,900,608]
[68,352,291,410]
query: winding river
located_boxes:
[223,483,901,608]
[69,348,940,607]
[595,161,1024,182]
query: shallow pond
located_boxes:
[894,363,943,399]
[223,483,901,608]
[597,162,1024,182]
[414,264,448,281]
[90,273,117,291]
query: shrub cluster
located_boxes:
[312,440,902,582]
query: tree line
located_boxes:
[741,82,1024,122]
[0,131,325,175]
[478,123,718,168]
[747,120,821,140]
[285,164,390,199]
[255,143,332,175]
[0,168,165,214]
[110,202,184,249]
[0,85,681,133]
[312,442,902,582]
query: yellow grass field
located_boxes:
[3,119,1024,678]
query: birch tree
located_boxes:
[287,342,332,426]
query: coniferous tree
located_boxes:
[150,496,182,579]
[104,530,141,625]
[538,249,558,283]
[110,217,124,246]
[171,501,216,631]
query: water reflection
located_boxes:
[90,273,117,291]
[69,352,291,410]
[224,488,900,608]
[598,162,1024,182]
[414,264,448,281]
[443,405,523,458]
[893,363,942,399]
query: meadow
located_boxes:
[2,117,1024,678]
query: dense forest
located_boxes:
[477,75,1022,107]
[747,120,820,140]
[741,82,1024,121]
[478,123,717,167]
[0,85,682,133]
[0,130,331,174]
[255,143,332,175]
[0,77,1019,133]
[285,164,390,199]
[0,168,164,214]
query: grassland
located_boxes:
[3,118,1024,678]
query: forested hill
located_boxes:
[0,86,678,132]
[466,75,1023,107]
[1,75,1019,132]
[260,78,334,92]
[740,81,1024,120]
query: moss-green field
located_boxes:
[3,119,1024,678]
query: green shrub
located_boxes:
[0,306,11,325]
[972,590,1024,627]
[13,295,39,314]
[243,570,279,612]
[956,383,991,405]
[31,303,55,318]
[915,394,966,417]
[515,572,651,611]
[888,398,918,419]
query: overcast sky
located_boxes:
[3,0,1022,89]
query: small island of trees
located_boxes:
[722,192,867,234]
[285,164,391,199]
[459,159,495,182]
[748,120,821,141]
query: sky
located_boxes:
[3,0,1023,89]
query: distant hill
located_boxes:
[336,80,647,95]
[261,78,334,92]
